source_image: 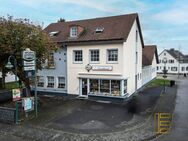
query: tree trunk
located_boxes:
[17,72,31,97]
[25,78,31,97]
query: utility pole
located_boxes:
[178,45,181,79]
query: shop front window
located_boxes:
[124,80,127,94]
[100,80,110,95]
[90,79,99,94]
[111,80,121,96]
[88,79,126,96]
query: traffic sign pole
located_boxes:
[34,52,38,118]
[22,48,38,118]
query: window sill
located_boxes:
[47,86,54,88]
[58,87,66,90]
[73,61,83,64]
[47,67,56,69]
[88,93,127,98]
[90,61,100,64]
[68,36,78,39]
[106,61,118,64]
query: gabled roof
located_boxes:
[142,45,159,66]
[165,48,187,62]
[44,13,144,47]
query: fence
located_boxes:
[0,105,18,124]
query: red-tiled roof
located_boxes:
[142,45,159,66]
[44,13,144,47]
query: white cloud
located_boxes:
[11,0,152,15]
[12,0,121,14]
[153,5,188,25]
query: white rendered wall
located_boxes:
[151,54,157,79]
[67,43,124,95]
[157,50,188,74]
[142,54,157,86]
[123,20,143,95]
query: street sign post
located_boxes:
[22,48,35,78]
[22,48,38,118]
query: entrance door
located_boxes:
[82,79,88,96]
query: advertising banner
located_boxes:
[12,89,21,101]
[22,97,34,112]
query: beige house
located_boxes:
[37,13,158,101]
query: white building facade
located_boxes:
[36,13,158,100]
[142,45,158,86]
[157,49,188,74]
[67,19,143,97]
[0,72,16,83]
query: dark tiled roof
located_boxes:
[142,45,159,66]
[44,13,144,47]
[166,49,188,63]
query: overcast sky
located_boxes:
[0,0,188,54]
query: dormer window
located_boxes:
[95,27,104,33]
[70,26,77,37]
[49,31,59,37]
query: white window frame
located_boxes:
[58,77,66,89]
[107,49,118,63]
[37,76,44,87]
[171,67,177,71]
[70,26,77,37]
[169,59,174,63]
[48,52,55,68]
[73,50,83,63]
[89,49,100,63]
[182,67,185,71]
[47,76,55,88]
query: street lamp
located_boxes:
[5,55,19,87]
[162,57,168,93]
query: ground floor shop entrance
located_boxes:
[81,78,88,96]
[80,78,127,97]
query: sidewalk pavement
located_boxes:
[154,78,188,141]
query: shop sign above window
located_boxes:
[92,66,113,71]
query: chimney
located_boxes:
[170,48,175,52]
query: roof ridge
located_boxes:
[44,13,143,45]
[49,13,138,25]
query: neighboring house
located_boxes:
[157,48,188,74]
[37,48,67,95]
[142,45,159,85]
[0,72,16,83]
[37,13,158,100]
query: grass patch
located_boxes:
[147,79,170,88]
[5,82,19,89]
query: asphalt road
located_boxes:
[155,77,188,141]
